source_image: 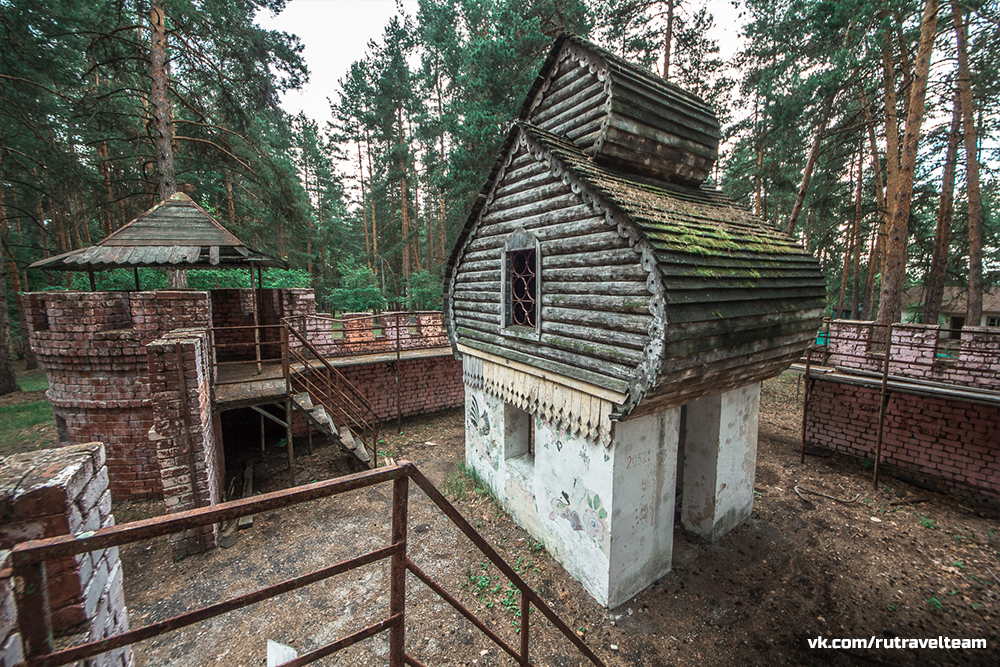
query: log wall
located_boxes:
[450,142,653,397]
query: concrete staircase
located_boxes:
[290,392,372,466]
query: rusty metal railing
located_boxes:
[284,320,382,462]
[11,462,606,667]
[799,319,1000,487]
[290,312,449,359]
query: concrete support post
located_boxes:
[681,383,761,542]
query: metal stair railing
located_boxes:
[282,320,382,463]
[11,461,607,667]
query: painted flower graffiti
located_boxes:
[549,487,608,550]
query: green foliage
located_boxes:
[406,269,444,310]
[325,262,386,313]
[918,515,938,530]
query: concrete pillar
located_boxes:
[607,407,681,607]
[681,383,760,542]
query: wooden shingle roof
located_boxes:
[31,192,287,271]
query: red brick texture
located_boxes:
[0,443,132,665]
[286,355,464,438]
[147,329,221,558]
[26,291,212,502]
[826,321,1000,390]
[805,379,999,501]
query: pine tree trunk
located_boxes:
[923,89,961,325]
[881,26,901,272]
[0,234,20,395]
[876,0,939,327]
[662,0,674,80]
[785,92,836,235]
[151,1,186,289]
[150,1,176,200]
[952,0,984,326]
[225,168,236,227]
[99,141,114,235]
[358,142,371,271]
[850,143,863,319]
[859,84,888,320]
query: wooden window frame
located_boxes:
[501,228,541,339]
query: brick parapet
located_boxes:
[25,291,212,502]
[0,443,132,666]
[825,320,1000,391]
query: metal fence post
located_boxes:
[873,322,893,488]
[520,591,530,665]
[14,561,53,660]
[389,472,409,667]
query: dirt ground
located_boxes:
[88,374,1000,665]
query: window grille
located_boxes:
[508,249,537,327]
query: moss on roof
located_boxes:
[520,123,812,282]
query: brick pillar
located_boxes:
[147,328,221,557]
[0,443,132,666]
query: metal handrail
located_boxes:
[11,462,606,667]
[284,320,382,458]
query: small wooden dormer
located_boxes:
[520,34,720,186]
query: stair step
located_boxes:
[292,392,314,410]
[310,405,332,429]
[337,425,357,451]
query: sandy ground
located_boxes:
[105,373,1000,666]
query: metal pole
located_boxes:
[520,592,530,666]
[873,322,893,488]
[286,398,295,477]
[800,345,812,464]
[389,473,409,667]
[15,561,52,660]
[260,411,266,458]
[251,264,262,375]
[396,313,402,434]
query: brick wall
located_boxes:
[334,354,463,422]
[26,291,212,502]
[825,321,1000,391]
[0,443,131,666]
[147,329,221,558]
[805,379,999,501]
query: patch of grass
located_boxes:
[918,515,938,530]
[18,370,48,392]
[0,399,56,456]
[926,597,945,613]
[444,462,494,502]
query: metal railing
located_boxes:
[283,321,382,461]
[799,319,1000,487]
[11,462,606,667]
[288,311,450,359]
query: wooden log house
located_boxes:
[445,34,824,607]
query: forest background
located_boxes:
[1,0,998,369]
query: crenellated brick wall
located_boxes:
[825,321,1000,391]
[805,380,999,502]
[25,291,212,501]
[0,443,132,666]
[147,329,221,558]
